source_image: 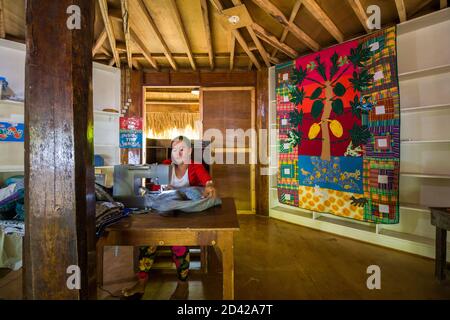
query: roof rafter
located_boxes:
[120,0,133,69]
[302,0,344,42]
[347,0,369,33]
[250,0,319,52]
[231,0,271,68]
[252,23,298,59]
[136,0,177,70]
[98,0,121,67]
[395,0,407,22]
[130,27,159,71]
[270,0,302,59]
[229,33,235,70]
[92,28,107,57]
[209,0,261,70]
[200,0,214,70]
[167,0,196,70]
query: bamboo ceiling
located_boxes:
[0,0,447,71]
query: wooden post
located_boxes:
[256,68,269,216]
[24,0,96,299]
[120,67,143,164]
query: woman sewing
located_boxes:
[121,135,217,300]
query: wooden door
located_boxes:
[201,87,255,214]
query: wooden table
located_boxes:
[97,198,239,299]
[430,207,450,281]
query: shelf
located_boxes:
[0,165,24,172]
[398,64,450,81]
[397,7,450,35]
[0,100,24,106]
[95,166,114,169]
[401,139,450,144]
[94,144,119,148]
[377,229,435,246]
[399,202,430,213]
[400,172,450,179]
[94,110,120,117]
[401,103,450,113]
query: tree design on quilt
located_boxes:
[287,42,375,160]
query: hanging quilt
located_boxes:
[276,27,400,224]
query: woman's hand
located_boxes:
[203,181,216,198]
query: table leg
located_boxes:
[435,227,447,281]
[201,246,208,274]
[217,232,234,300]
[96,238,105,287]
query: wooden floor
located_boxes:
[1,215,449,299]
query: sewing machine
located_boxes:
[113,164,171,208]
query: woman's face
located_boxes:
[171,140,191,165]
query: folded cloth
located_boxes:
[95,183,115,202]
[144,187,222,215]
[95,201,124,219]
[0,220,24,236]
[95,200,128,238]
[0,181,24,206]
[96,213,129,238]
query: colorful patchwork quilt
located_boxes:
[275,27,400,224]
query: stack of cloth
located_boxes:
[144,186,222,215]
[0,220,24,237]
[0,176,24,270]
[0,176,25,222]
[95,183,128,237]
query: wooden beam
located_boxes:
[229,33,235,70]
[109,8,122,21]
[130,28,159,70]
[120,0,132,68]
[270,0,302,58]
[25,0,96,300]
[92,28,107,57]
[118,52,252,60]
[441,0,447,9]
[409,0,433,18]
[250,0,319,51]
[209,0,262,70]
[132,59,141,70]
[347,0,369,33]
[146,100,199,105]
[395,0,407,22]
[98,0,121,67]
[231,0,271,67]
[167,0,196,70]
[200,0,214,70]
[0,0,5,39]
[136,0,177,70]
[252,23,298,59]
[302,0,344,42]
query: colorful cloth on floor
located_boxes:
[275,27,400,224]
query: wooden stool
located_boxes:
[430,207,450,281]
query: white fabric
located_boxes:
[0,183,17,202]
[171,167,190,188]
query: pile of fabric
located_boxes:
[0,176,25,220]
[95,183,129,237]
[0,176,24,270]
[145,186,222,215]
